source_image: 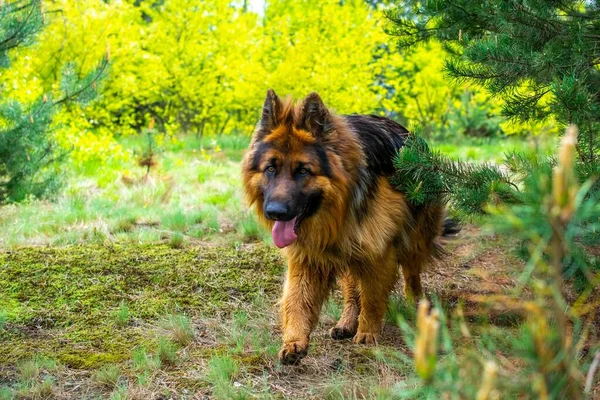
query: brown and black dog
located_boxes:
[242,89,453,365]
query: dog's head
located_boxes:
[242,89,346,248]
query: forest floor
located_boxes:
[2,134,583,399]
[0,224,530,399]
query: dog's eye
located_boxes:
[298,168,309,176]
[266,166,276,174]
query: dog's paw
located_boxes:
[353,332,379,345]
[278,341,308,365]
[329,326,355,340]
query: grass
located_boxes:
[0,357,61,399]
[93,364,122,388]
[0,133,553,248]
[114,301,130,328]
[168,231,185,248]
[131,347,161,385]
[1,132,580,398]
[205,354,242,399]
[160,313,195,346]
[156,337,179,366]
[0,222,530,398]
[0,135,255,248]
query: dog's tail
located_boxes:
[442,217,461,237]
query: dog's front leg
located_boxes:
[279,260,331,365]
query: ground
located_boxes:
[0,224,527,399]
[3,134,595,399]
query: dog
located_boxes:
[242,89,454,365]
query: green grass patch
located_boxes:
[113,301,130,328]
[0,134,555,248]
[93,364,122,389]
[0,243,283,368]
[169,231,185,248]
[160,313,195,346]
[205,354,243,399]
[156,337,179,366]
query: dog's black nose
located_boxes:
[265,201,294,221]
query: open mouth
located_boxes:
[270,203,309,248]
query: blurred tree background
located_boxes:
[0,0,559,201]
[386,0,600,169]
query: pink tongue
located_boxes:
[272,217,297,248]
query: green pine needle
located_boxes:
[392,134,517,216]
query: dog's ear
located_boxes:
[299,92,332,139]
[260,89,282,131]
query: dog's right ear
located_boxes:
[260,89,281,131]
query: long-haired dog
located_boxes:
[242,90,454,365]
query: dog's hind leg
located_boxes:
[279,259,333,365]
[400,206,444,303]
[353,248,398,345]
[330,271,360,340]
[401,262,423,303]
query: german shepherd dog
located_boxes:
[242,90,453,365]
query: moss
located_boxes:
[0,243,283,369]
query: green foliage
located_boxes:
[168,231,185,249]
[393,128,598,291]
[387,0,600,166]
[0,386,11,400]
[6,357,59,399]
[445,89,504,138]
[0,0,558,172]
[392,134,516,216]
[132,347,161,377]
[109,385,129,400]
[393,130,598,398]
[0,1,106,203]
[0,309,6,330]
[205,354,243,400]
[493,166,600,290]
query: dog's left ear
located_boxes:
[299,92,332,139]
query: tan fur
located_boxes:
[242,93,445,365]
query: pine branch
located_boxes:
[391,134,518,217]
[54,56,109,106]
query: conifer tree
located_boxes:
[386,0,600,167]
[0,0,106,203]
[386,2,600,288]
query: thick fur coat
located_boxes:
[242,90,447,365]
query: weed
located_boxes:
[132,347,161,375]
[162,210,188,232]
[238,214,261,242]
[323,298,342,324]
[0,387,12,400]
[114,300,130,327]
[93,364,122,388]
[230,311,249,354]
[114,217,138,233]
[0,309,6,330]
[109,384,129,400]
[168,231,185,248]
[156,337,179,366]
[31,377,54,398]
[17,360,39,386]
[160,313,195,346]
[205,354,241,400]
